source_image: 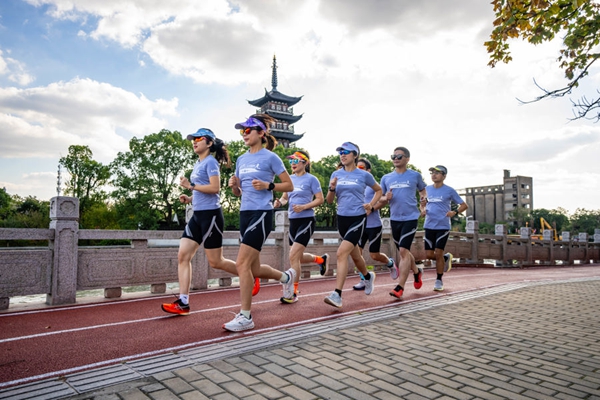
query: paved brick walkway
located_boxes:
[2,278,600,399]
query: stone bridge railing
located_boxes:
[0,197,599,310]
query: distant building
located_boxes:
[246,56,304,147]
[461,170,533,228]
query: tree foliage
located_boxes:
[567,208,600,235]
[531,207,570,232]
[486,0,600,120]
[110,129,194,230]
[59,145,111,221]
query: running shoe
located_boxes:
[161,298,190,315]
[280,294,298,304]
[364,271,376,295]
[282,269,296,299]
[353,280,366,290]
[252,277,260,296]
[318,254,329,276]
[389,286,404,299]
[444,253,453,273]
[324,291,342,308]
[434,279,444,291]
[414,267,424,290]
[223,313,254,332]
[388,257,399,280]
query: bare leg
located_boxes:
[177,238,200,295]
[397,247,415,288]
[288,242,307,283]
[205,247,236,275]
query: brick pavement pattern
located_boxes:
[14,280,600,399]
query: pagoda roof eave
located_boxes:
[248,89,303,107]
[265,110,303,123]
[272,131,305,142]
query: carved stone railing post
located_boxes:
[275,211,290,272]
[495,224,508,266]
[466,218,479,264]
[520,227,532,265]
[542,229,555,264]
[579,233,589,264]
[47,196,79,305]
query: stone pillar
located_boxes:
[495,224,508,266]
[520,227,532,265]
[47,196,79,305]
[466,219,479,264]
[275,211,290,273]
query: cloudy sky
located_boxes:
[1,0,599,214]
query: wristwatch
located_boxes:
[190,183,196,190]
[268,182,275,191]
[329,187,336,192]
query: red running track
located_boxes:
[1,264,599,388]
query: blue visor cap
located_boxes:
[335,142,359,154]
[234,117,267,131]
[187,128,216,141]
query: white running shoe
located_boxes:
[364,271,376,295]
[282,269,296,299]
[223,313,255,332]
[353,280,366,290]
[434,279,444,291]
[388,258,399,280]
[444,253,453,272]
[324,291,342,308]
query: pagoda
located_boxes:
[247,56,304,147]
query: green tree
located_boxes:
[0,195,49,229]
[486,0,600,120]
[219,140,246,229]
[0,187,12,220]
[567,208,600,235]
[110,129,194,230]
[59,145,111,219]
[531,207,569,233]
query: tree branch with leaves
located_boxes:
[486,0,600,121]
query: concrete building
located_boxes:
[461,170,533,229]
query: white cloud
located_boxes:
[0,48,35,86]
[0,77,179,162]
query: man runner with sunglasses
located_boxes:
[378,146,427,300]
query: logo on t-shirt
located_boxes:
[389,181,410,189]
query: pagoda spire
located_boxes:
[271,55,278,91]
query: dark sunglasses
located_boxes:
[391,154,405,160]
[338,149,352,155]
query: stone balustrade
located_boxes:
[0,197,598,310]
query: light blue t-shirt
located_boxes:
[424,184,464,230]
[380,169,426,221]
[235,148,287,211]
[288,173,322,219]
[365,185,382,228]
[190,155,220,211]
[330,168,376,217]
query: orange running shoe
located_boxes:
[413,267,424,290]
[252,277,260,296]
[389,286,404,299]
[161,299,190,315]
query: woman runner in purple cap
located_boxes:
[225,114,296,331]
[324,142,382,308]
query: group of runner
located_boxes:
[161,113,467,332]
